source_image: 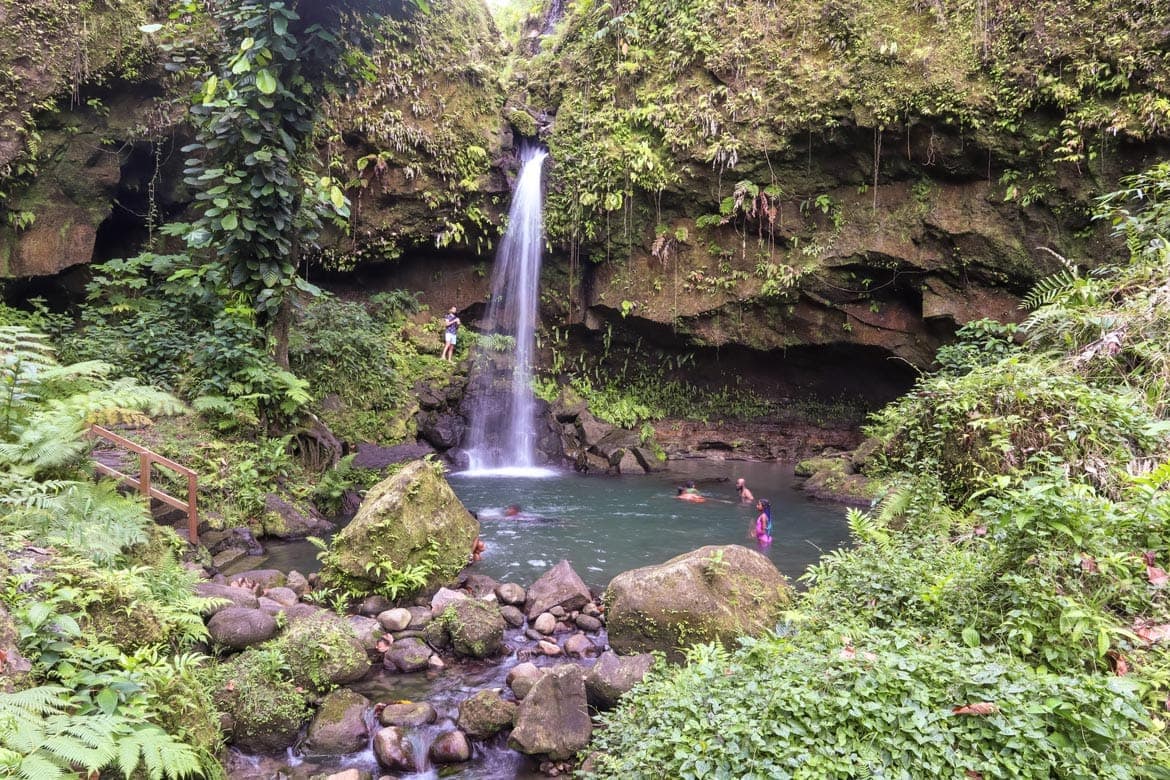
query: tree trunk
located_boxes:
[273,294,293,370]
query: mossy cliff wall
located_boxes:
[0,0,173,278]
[0,0,508,284]
[4,0,1170,390]
[504,0,1170,371]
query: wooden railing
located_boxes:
[87,425,200,544]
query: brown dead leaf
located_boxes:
[965,772,984,780]
[1133,621,1170,644]
[1079,554,1098,574]
[1147,566,1168,586]
[953,702,999,716]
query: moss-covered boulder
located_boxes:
[441,599,505,659]
[303,688,371,755]
[209,649,311,753]
[322,460,479,596]
[279,614,370,693]
[457,690,517,740]
[795,455,882,506]
[604,545,793,661]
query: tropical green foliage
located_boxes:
[175,0,351,363]
[588,166,1170,777]
[590,634,1163,779]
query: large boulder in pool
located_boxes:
[322,460,479,596]
[604,545,793,661]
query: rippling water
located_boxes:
[452,459,850,590]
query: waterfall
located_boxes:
[462,144,553,476]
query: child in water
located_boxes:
[753,499,773,546]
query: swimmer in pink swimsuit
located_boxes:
[753,499,773,546]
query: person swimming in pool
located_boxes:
[675,480,706,503]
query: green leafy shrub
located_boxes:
[589,632,1164,779]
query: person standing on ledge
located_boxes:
[441,306,461,362]
[735,478,754,503]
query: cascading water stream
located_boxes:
[462,144,554,476]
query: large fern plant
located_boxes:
[0,325,186,563]
[0,686,204,780]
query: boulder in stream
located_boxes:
[457,689,518,739]
[429,729,472,764]
[384,636,433,673]
[507,661,542,700]
[211,649,310,754]
[322,460,479,597]
[378,701,437,728]
[206,607,278,649]
[194,582,259,615]
[373,726,416,772]
[303,688,370,755]
[495,582,526,605]
[604,544,793,661]
[441,599,505,659]
[524,560,592,619]
[279,613,370,691]
[509,665,592,760]
[585,650,656,709]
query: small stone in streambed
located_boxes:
[263,586,299,606]
[457,690,517,739]
[358,595,392,617]
[524,628,543,642]
[323,769,369,780]
[564,632,595,658]
[495,582,526,605]
[582,602,601,617]
[429,729,471,764]
[377,701,437,728]
[549,606,566,619]
[383,637,432,673]
[507,662,542,700]
[538,640,562,656]
[406,606,432,628]
[372,726,414,772]
[500,605,525,627]
[377,607,412,632]
[533,612,556,634]
[285,570,309,596]
[575,613,603,632]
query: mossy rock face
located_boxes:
[795,455,882,505]
[442,599,505,659]
[323,460,479,596]
[279,614,371,693]
[457,689,517,740]
[303,688,371,755]
[604,545,793,661]
[209,650,311,753]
